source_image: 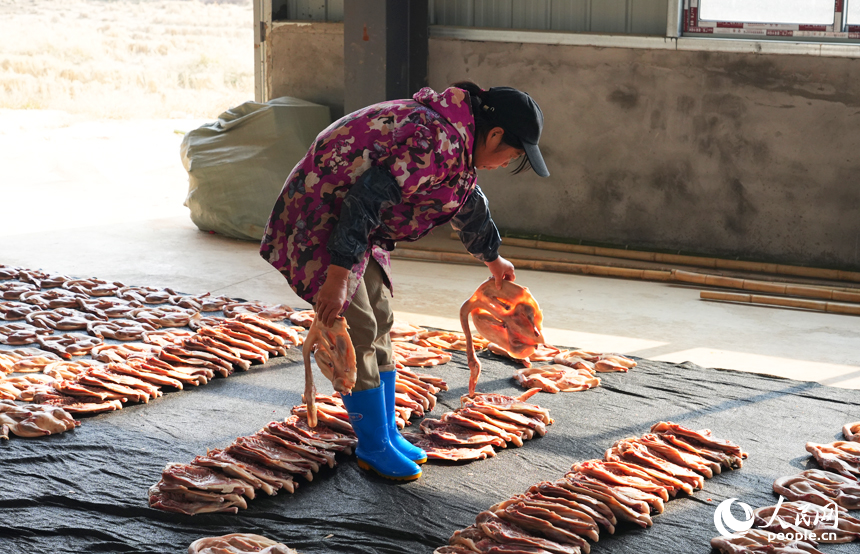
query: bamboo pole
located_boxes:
[700,291,860,316]
[450,232,860,284]
[394,247,860,316]
[391,249,673,282]
[673,270,860,303]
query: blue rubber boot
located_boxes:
[341,384,422,481]
[380,370,427,464]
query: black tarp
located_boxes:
[1,345,858,554]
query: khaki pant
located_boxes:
[343,258,394,391]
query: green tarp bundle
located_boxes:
[182,97,331,241]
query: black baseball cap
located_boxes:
[480,87,549,177]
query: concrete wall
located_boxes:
[267,23,860,270]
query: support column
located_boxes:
[343,0,428,114]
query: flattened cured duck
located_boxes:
[4,348,62,373]
[0,301,40,321]
[460,279,544,396]
[490,500,593,553]
[187,314,227,331]
[261,425,336,468]
[91,343,161,364]
[302,316,356,427]
[62,278,125,297]
[525,482,616,534]
[196,327,269,364]
[419,419,508,449]
[441,411,524,447]
[604,439,705,494]
[0,322,52,345]
[205,448,297,493]
[234,313,302,346]
[278,414,356,453]
[223,300,293,321]
[393,341,452,368]
[460,399,547,437]
[148,484,245,516]
[288,309,315,328]
[75,296,141,319]
[844,421,860,442]
[489,342,567,368]
[187,533,298,554]
[203,325,285,357]
[129,306,197,328]
[26,308,107,331]
[0,265,21,280]
[33,391,123,414]
[160,462,256,497]
[0,282,37,300]
[412,329,490,352]
[87,319,157,341]
[774,470,860,510]
[17,269,71,289]
[117,285,177,304]
[169,292,236,312]
[650,421,747,468]
[37,333,103,359]
[514,364,600,394]
[402,432,496,461]
[0,399,79,439]
[465,389,553,425]
[476,510,582,554]
[806,441,860,480]
[571,460,669,507]
[20,289,85,309]
[390,320,425,341]
[554,351,636,373]
[561,473,653,528]
[636,432,719,477]
[0,374,56,401]
[182,335,252,370]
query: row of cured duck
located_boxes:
[437,421,748,554]
[149,370,446,515]
[3,310,462,440]
[0,265,296,316]
[711,423,860,553]
[0,313,304,438]
[0,297,302,358]
[393,321,638,395]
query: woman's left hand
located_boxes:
[485,256,515,287]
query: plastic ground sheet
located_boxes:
[1,346,858,554]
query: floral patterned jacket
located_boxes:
[260,86,481,307]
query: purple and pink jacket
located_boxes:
[260,86,497,307]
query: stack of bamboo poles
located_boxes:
[676,270,860,316]
[386,234,860,317]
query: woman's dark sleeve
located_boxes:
[450,185,501,263]
[327,165,403,268]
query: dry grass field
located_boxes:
[0,0,254,119]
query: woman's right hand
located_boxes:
[315,265,350,327]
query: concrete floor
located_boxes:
[2,109,859,389]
